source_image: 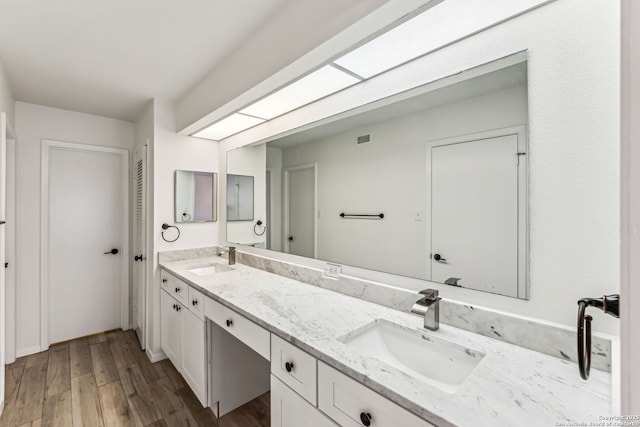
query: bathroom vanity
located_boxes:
[159,251,612,427]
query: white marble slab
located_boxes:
[159,255,613,427]
[235,250,612,372]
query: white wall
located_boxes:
[147,99,219,358]
[226,144,266,246]
[266,147,283,251]
[221,0,620,335]
[280,86,526,279]
[0,61,15,136]
[14,102,135,356]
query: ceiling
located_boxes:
[0,0,288,121]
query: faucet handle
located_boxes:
[419,288,439,299]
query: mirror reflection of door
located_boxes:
[430,132,522,297]
[286,165,315,258]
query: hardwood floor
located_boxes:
[0,330,270,427]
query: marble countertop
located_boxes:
[159,256,612,427]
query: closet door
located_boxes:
[132,144,147,349]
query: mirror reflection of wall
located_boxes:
[226,145,267,246]
[227,53,529,299]
[175,170,217,223]
[227,175,254,221]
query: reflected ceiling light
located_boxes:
[334,0,530,78]
[193,113,265,141]
[239,65,360,120]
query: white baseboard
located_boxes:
[16,345,42,358]
[146,348,166,363]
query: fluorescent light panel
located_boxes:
[193,113,265,141]
[334,0,541,78]
[240,65,360,120]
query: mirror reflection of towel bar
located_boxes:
[339,213,384,219]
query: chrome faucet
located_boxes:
[217,246,236,265]
[411,289,442,331]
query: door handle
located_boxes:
[134,254,144,261]
[288,236,294,241]
[104,249,119,255]
[433,253,446,262]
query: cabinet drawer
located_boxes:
[188,286,205,320]
[271,375,337,427]
[271,335,317,405]
[318,362,434,427]
[204,297,270,360]
[160,270,187,305]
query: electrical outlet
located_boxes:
[324,263,341,279]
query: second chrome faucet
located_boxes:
[411,289,442,331]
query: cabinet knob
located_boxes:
[226,319,233,327]
[172,304,177,310]
[176,305,181,312]
[192,299,198,306]
[175,287,180,293]
[285,361,294,373]
[162,278,167,283]
[360,412,372,426]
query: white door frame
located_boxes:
[425,125,528,298]
[283,163,317,257]
[40,140,130,350]
[621,0,639,414]
[0,112,6,413]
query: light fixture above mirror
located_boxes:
[190,0,548,142]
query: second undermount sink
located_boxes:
[187,263,233,276]
[339,319,484,393]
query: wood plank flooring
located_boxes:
[0,330,270,427]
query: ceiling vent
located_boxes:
[357,134,371,145]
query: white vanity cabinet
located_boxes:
[318,362,435,427]
[160,270,207,407]
[270,336,335,427]
[271,375,337,427]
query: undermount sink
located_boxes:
[187,263,233,276]
[339,319,484,393]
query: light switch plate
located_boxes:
[324,263,341,279]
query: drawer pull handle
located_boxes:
[162,278,167,283]
[192,299,198,306]
[176,305,181,312]
[285,361,294,373]
[360,412,372,426]
[175,287,181,293]
[226,319,233,327]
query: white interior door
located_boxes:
[286,165,315,258]
[430,134,520,297]
[45,142,129,344]
[132,145,147,349]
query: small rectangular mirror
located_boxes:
[174,170,217,223]
[227,174,254,221]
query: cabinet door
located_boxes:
[181,308,206,406]
[271,375,336,427]
[160,290,181,367]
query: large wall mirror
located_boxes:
[227,52,529,299]
[175,170,218,222]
